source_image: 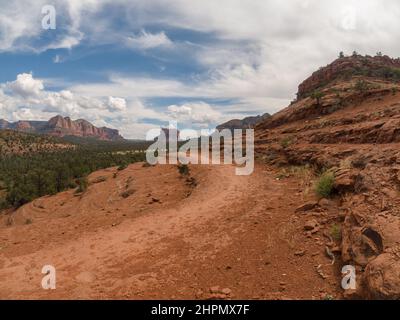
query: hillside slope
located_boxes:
[0,162,340,299]
[217,113,271,131]
[255,54,400,299]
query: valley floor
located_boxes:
[0,162,342,299]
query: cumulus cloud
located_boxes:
[11,108,38,121]
[108,96,127,111]
[7,73,44,98]
[3,1,400,137]
[0,73,168,138]
[168,102,222,126]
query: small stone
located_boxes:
[304,219,319,231]
[210,286,220,294]
[295,202,319,213]
[318,198,336,209]
[221,288,232,295]
[294,250,306,256]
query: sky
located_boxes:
[1,0,400,138]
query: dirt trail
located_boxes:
[0,162,341,299]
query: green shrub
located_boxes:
[311,90,325,105]
[354,79,369,93]
[280,137,293,148]
[330,224,342,241]
[315,172,335,198]
[178,164,190,176]
[76,177,88,193]
[117,163,128,171]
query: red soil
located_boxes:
[0,162,341,299]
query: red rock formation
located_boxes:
[45,115,123,141]
[15,121,33,131]
[297,55,400,99]
[255,55,400,299]
[0,115,123,141]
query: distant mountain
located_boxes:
[217,113,271,131]
[0,115,123,141]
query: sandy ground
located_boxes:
[0,161,341,299]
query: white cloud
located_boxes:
[11,108,37,121]
[70,76,189,98]
[3,1,400,137]
[53,55,62,63]
[126,30,172,49]
[0,73,169,138]
[168,102,222,126]
[43,33,83,51]
[108,96,127,111]
[6,73,44,98]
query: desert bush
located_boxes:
[354,79,369,93]
[117,163,128,171]
[280,137,293,148]
[75,177,88,193]
[311,90,325,106]
[315,171,335,198]
[330,224,342,241]
[178,164,190,176]
[120,189,135,198]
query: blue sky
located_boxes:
[0,0,399,138]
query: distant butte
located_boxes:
[0,115,124,141]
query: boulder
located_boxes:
[365,253,400,299]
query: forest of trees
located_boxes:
[0,141,147,209]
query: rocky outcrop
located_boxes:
[0,115,123,141]
[217,113,271,131]
[297,54,400,99]
[255,54,400,299]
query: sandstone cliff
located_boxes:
[0,115,123,141]
[255,54,400,299]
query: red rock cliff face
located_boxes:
[297,55,400,99]
[46,116,123,141]
[255,55,400,299]
[0,115,124,141]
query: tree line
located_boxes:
[0,146,146,209]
